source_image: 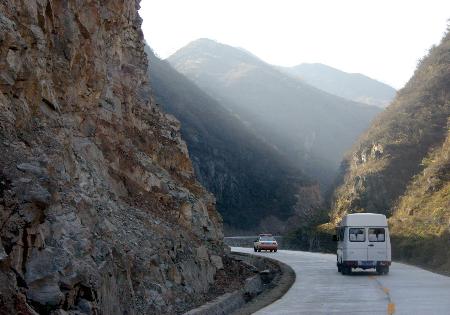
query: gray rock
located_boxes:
[27,280,64,307]
[40,80,61,112]
[0,1,225,314]
[243,275,263,298]
[0,71,14,85]
[23,183,51,206]
[210,255,224,270]
[16,163,46,176]
[0,241,7,261]
[25,248,71,283]
[196,246,209,261]
[77,298,94,315]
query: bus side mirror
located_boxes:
[332,235,338,242]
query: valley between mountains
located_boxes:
[0,0,449,314]
[150,33,450,274]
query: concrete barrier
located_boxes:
[184,274,263,315]
[184,291,245,315]
[183,252,295,315]
[229,252,296,315]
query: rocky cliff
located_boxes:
[0,1,224,314]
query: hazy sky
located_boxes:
[140,0,449,89]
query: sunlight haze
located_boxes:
[140,0,450,89]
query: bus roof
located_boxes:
[340,213,388,227]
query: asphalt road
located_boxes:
[232,247,450,315]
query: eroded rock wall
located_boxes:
[0,1,224,314]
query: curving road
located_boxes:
[232,247,450,315]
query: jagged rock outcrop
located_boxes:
[0,1,224,314]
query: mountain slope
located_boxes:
[281,63,396,108]
[331,31,450,273]
[390,128,450,273]
[168,39,381,187]
[146,47,319,233]
[0,2,223,314]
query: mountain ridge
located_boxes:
[146,45,321,233]
[168,38,381,188]
[280,62,396,108]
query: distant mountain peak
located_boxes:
[281,63,396,108]
[169,38,268,70]
[168,38,381,189]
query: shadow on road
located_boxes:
[340,270,380,276]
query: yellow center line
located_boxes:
[388,302,396,315]
[370,276,395,314]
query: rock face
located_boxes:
[0,1,223,314]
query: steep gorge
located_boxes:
[146,47,322,234]
[168,39,381,188]
[0,1,224,314]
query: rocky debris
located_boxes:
[192,251,296,315]
[0,1,224,314]
[182,254,264,314]
[352,143,384,166]
[210,255,224,270]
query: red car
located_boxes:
[254,234,278,252]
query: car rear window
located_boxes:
[349,228,365,242]
[260,236,275,241]
[368,228,385,242]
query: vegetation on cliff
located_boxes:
[390,124,450,273]
[332,31,450,221]
[331,30,450,273]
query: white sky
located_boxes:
[139,0,450,89]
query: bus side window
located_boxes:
[339,227,345,241]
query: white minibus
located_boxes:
[333,213,391,275]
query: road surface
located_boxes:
[232,247,450,315]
